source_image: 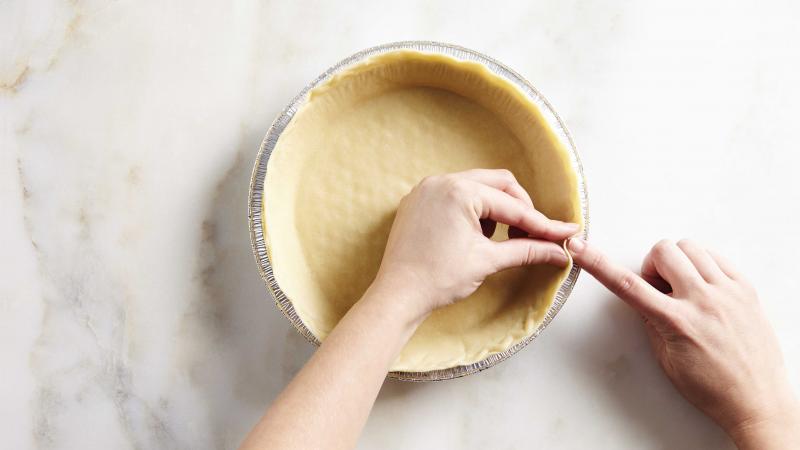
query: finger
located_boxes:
[640,261,672,294]
[456,168,534,207]
[567,238,673,320]
[490,238,569,271]
[473,183,579,240]
[641,240,705,295]
[706,248,744,281]
[676,239,727,283]
[640,244,673,294]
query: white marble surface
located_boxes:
[2,1,800,448]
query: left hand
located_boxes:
[372,169,580,321]
[240,168,580,450]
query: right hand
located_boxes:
[567,238,800,449]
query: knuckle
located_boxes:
[692,286,721,309]
[441,173,458,183]
[616,272,639,296]
[693,280,715,297]
[419,175,439,188]
[525,244,539,264]
[693,301,731,333]
[651,239,673,261]
[497,168,515,180]
[444,179,471,200]
[653,238,671,251]
[453,178,471,192]
[676,238,702,253]
[698,301,725,321]
[587,251,608,273]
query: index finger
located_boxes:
[473,183,579,241]
[456,168,534,207]
[567,237,673,321]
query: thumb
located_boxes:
[490,238,569,272]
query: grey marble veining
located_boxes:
[2,1,799,449]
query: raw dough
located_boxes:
[263,51,582,371]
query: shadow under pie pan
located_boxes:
[248,41,589,381]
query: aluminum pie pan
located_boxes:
[247,41,590,382]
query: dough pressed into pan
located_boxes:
[263,51,583,372]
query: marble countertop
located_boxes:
[3,1,799,449]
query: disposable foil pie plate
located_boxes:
[248,41,589,381]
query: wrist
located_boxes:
[726,396,800,449]
[361,272,431,331]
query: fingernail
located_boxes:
[560,221,581,232]
[567,237,586,253]
[554,247,570,266]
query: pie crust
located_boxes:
[263,51,583,371]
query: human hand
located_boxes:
[568,238,800,449]
[370,169,579,322]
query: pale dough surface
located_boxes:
[263,51,583,371]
